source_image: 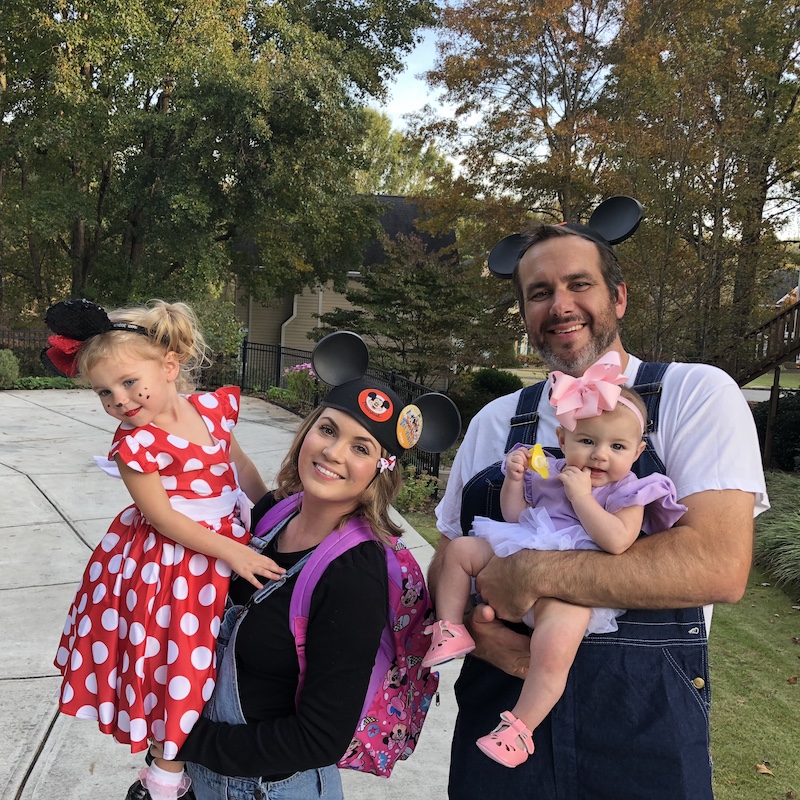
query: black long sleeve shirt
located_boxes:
[178,529,388,779]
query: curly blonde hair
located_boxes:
[274,406,404,546]
[75,300,211,393]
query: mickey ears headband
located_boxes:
[487,196,644,278]
[41,298,148,377]
[311,331,462,456]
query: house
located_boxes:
[234,195,457,348]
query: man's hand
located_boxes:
[465,603,530,680]
[476,552,539,621]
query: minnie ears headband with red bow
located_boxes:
[487,196,644,278]
[311,331,462,457]
[41,299,149,378]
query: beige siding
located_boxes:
[238,280,359,349]
[234,285,294,345]
[283,283,358,349]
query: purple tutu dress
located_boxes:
[471,455,687,634]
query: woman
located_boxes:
[133,332,460,800]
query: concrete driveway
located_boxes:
[0,389,458,799]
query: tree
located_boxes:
[0,0,435,324]
[316,232,514,386]
[414,0,625,222]
[415,0,800,364]
[602,0,800,358]
[355,108,454,195]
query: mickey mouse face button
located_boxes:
[397,404,423,449]
[358,388,394,421]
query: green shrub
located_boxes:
[752,390,800,471]
[0,349,20,389]
[450,368,524,426]
[395,465,440,513]
[754,471,800,596]
[266,386,294,406]
[13,376,76,390]
[283,363,321,411]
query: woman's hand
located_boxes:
[465,604,530,680]
[223,540,286,589]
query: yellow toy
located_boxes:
[528,444,549,478]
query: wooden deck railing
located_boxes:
[713,301,800,385]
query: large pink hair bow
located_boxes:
[549,352,628,431]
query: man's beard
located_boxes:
[531,308,620,377]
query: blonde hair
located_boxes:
[274,406,404,546]
[75,300,211,392]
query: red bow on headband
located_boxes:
[43,334,83,378]
[549,352,627,431]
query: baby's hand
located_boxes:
[505,448,531,481]
[225,541,286,589]
[557,465,593,501]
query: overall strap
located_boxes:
[631,361,669,479]
[505,382,547,451]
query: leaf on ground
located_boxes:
[787,676,798,684]
[756,762,775,776]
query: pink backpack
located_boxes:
[254,494,439,778]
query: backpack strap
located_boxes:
[252,493,302,540]
[288,518,393,714]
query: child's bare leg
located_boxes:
[511,597,591,732]
[476,598,590,768]
[422,537,495,669]
[434,536,495,623]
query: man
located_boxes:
[430,223,769,799]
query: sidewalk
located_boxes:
[0,389,458,799]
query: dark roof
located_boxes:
[363,195,457,268]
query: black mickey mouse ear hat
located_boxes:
[487,196,644,278]
[311,331,462,457]
[41,298,148,377]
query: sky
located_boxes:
[372,29,443,130]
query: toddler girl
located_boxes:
[422,353,687,768]
[47,299,284,800]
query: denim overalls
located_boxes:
[449,363,714,800]
[185,523,344,800]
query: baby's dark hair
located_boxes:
[76,300,211,392]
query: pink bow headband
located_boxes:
[549,352,645,433]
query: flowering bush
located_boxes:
[283,362,319,410]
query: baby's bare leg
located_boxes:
[435,536,495,623]
[511,598,591,733]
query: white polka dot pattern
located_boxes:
[54,387,245,755]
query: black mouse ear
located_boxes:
[311,331,370,386]
[487,233,528,278]
[588,196,644,246]
[44,299,113,340]
[414,393,462,453]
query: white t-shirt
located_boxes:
[435,356,769,629]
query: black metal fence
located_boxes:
[0,330,49,375]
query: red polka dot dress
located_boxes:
[54,386,250,759]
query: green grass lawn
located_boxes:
[744,370,800,390]
[403,473,800,799]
